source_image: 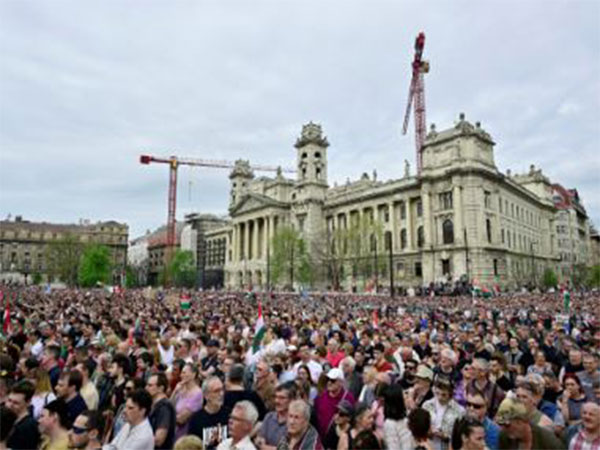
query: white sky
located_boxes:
[1,0,599,239]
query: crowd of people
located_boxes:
[0,286,599,450]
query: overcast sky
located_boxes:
[1,0,598,239]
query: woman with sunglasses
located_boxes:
[322,400,353,450]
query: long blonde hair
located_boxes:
[34,367,53,394]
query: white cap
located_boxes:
[326,367,345,381]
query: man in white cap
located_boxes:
[313,368,356,440]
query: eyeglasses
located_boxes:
[125,386,134,391]
[71,426,88,435]
[466,401,485,410]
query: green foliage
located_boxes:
[31,272,43,285]
[45,233,84,287]
[270,226,312,289]
[78,244,113,287]
[587,265,600,288]
[542,268,558,289]
[125,265,138,288]
[167,249,196,288]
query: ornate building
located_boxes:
[0,216,128,284]
[220,116,592,291]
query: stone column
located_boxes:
[422,191,432,246]
[244,221,250,261]
[406,199,413,250]
[263,216,269,261]
[389,202,396,251]
[253,218,259,261]
[453,185,463,245]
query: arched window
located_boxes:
[486,219,492,243]
[370,234,377,252]
[442,219,454,244]
[301,152,308,159]
[417,226,424,247]
[384,231,392,251]
[314,152,321,159]
[400,229,407,249]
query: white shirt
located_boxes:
[217,435,257,450]
[158,342,175,367]
[104,418,154,450]
[31,339,44,359]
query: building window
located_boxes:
[442,259,450,276]
[493,259,499,276]
[499,197,503,213]
[417,226,424,248]
[400,201,406,220]
[384,210,390,223]
[484,191,491,209]
[415,262,423,277]
[416,200,423,217]
[442,219,454,244]
[384,231,392,251]
[400,229,407,249]
[486,219,492,243]
[501,229,505,244]
[439,192,453,210]
[370,234,377,252]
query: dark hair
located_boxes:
[408,408,431,441]
[44,399,70,429]
[62,370,83,391]
[434,377,454,395]
[451,417,484,450]
[9,380,35,402]
[277,381,298,399]
[353,430,382,449]
[77,360,95,378]
[0,406,17,441]
[151,372,169,393]
[563,373,583,389]
[111,353,131,376]
[384,383,407,420]
[80,410,105,436]
[490,352,508,371]
[127,389,152,417]
[228,364,245,384]
[24,356,40,371]
[466,387,487,404]
[139,352,154,367]
[45,345,61,361]
[351,402,371,427]
[297,364,314,384]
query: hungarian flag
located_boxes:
[180,293,191,310]
[2,292,11,336]
[252,301,266,353]
[372,309,379,329]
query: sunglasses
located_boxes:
[466,401,485,410]
[71,426,88,435]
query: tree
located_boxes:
[32,272,43,285]
[270,226,312,289]
[167,249,196,288]
[344,215,386,292]
[45,233,84,286]
[586,265,600,288]
[542,268,558,289]
[78,244,113,287]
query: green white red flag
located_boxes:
[252,301,266,353]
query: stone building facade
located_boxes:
[219,115,596,291]
[0,216,128,284]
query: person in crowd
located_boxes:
[257,381,297,449]
[451,417,486,450]
[107,389,154,450]
[496,398,563,450]
[254,359,276,412]
[505,337,525,382]
[277,399,323,450]
[146,372,177,450]
[224,364,266,420]
[173,435,204,450]
[559,349,584,383]
[337,401,381,449]
[489,352,514,392]
[314,368,355,439]
[468,358,505,418]
[31,366,57,419]
[0,406,17,450]
[357,366,378,405]
[400,358,418,390]
[406,364,434,410]
[464,388,500,450]
[325,339,345,369]
[559,373,589,426]
[515,379,555,429]
[567,402,600,450]
[76,360,99,411]
[296,364,318,404]
[527,350,551,377]
[135,352,154,383]
[99,353,129,414]
[55,370,87,427]
[322,400,352,450]
[576,353,600,400]
[433,349,460,386]
[217,400,258,450]
[408,408,433,450]
[382,383,414,450]
[293,344,323,383]
[423,377,464,450]
[41,345,62,389]
[38,399,70,450]
[340,356,362,400]
[373,343,393,373]
[171,362,204,439]
[188,376,229,448]
[5,381,41,450]
[200,339,220,379]
[67,410,105,450]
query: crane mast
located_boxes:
[402,32,429,175]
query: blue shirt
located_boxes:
[483,416,500,450]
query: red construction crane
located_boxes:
[140,154,294,261]
[402,32,430,175]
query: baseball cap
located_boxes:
[326,368,345,381]
[415,365,434,381]
[495,398,528,425]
